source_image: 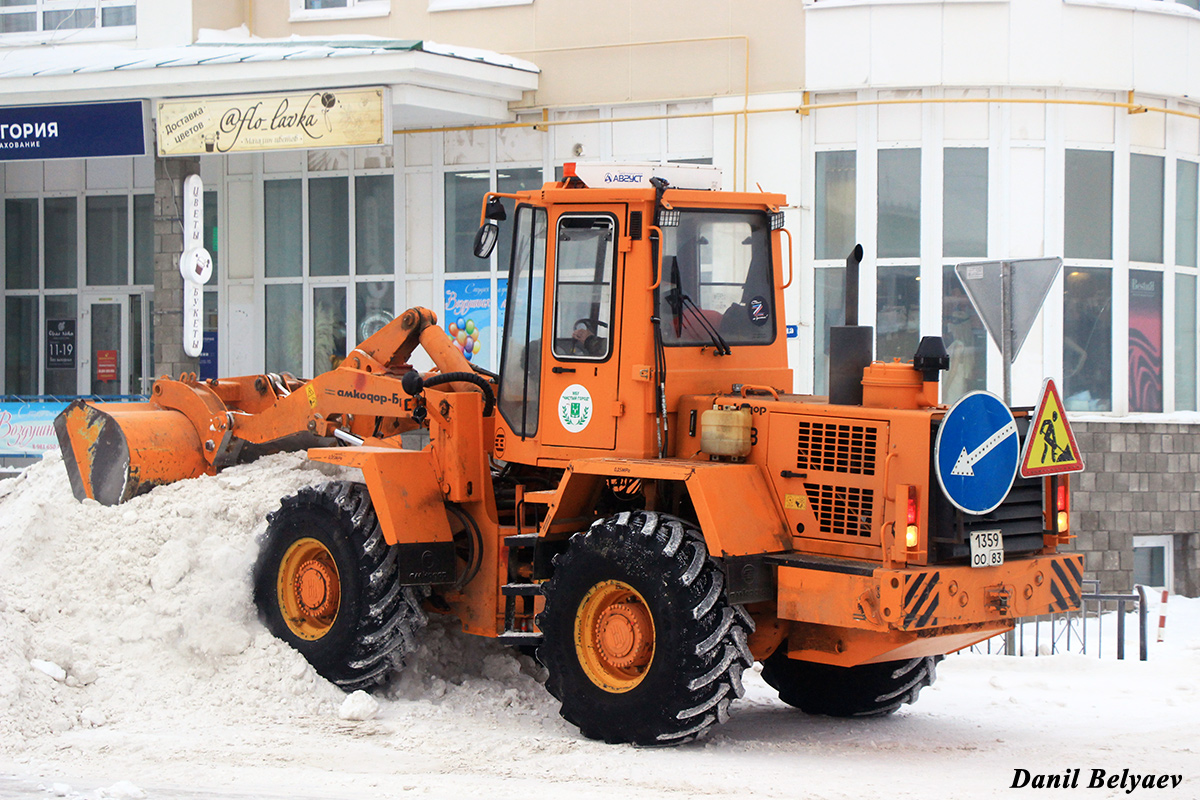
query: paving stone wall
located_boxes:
[1070,421,1200,596]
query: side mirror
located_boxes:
[473,221,499,259]
[473,195,508,259]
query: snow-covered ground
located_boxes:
[1,453,1196,800]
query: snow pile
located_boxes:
[1,451,1198,799]
[0,452,550,757]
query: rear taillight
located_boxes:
[906,485,919,548]
[1056,480,1070,534]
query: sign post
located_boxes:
[954,257,1062,404]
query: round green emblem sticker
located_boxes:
[558,384,593,433]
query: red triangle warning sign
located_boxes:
[1020,379,1085,477]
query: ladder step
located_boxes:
[502,582,542,596]
[497,632,544,646]
[523,490,557,504]
[504,533,539,548]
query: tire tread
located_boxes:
[538,511,752,745]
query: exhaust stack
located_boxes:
[828,244,873,406]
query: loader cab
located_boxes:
[479,164,792,467]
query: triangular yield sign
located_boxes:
[955,258,1062,362]
[1020,378,1085,477]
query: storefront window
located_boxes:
[942,264,987,404]
[355,175,393,275]
[813,267,845,395]
[264,166,393,376]
[1178,160,1198,269]
[445,171,490,273]
[1130,154,1164,264]
[1063,267,1112,411]
[497,168,544,266]
[265,180,302,279]
[199,291,216,384]
[45,198,77,289]
[129,294,143,395]
[204,190,218,276]
[313,286,347,371]
[310,177,349,277]
[944,148,988,258]
[1176,273,1196,410]
[443,167,541,373]
[876,265,920,362]
[265,284,302,375]
[133,194,153,286]
[86,196,128,286]
[5,199,37,290]
[4,296,37,394]
[816,150,856,261]
[878,149,920,259]
[3,188,152,396]
[356,281,394,343]
[1065,150,1113,260]
[1128,269,1163,413]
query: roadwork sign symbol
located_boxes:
[935,391,1020,515]
[1020,379,1085,477]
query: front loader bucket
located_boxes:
[53,400,211,506]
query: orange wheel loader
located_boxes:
[55,162,1083,745]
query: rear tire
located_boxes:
[537,511,754,745]
[761,648,940,717]
[253,481,427,692]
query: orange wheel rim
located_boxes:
[277,537,341,641]
[574,580,655,693]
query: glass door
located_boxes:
[79,291,150,397]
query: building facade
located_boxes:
[0,0,1196,593]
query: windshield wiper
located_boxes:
[667,288,730,356]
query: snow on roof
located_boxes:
[0,36,538,81]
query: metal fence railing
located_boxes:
[968,580,1150,660]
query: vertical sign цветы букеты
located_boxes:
[180,175,213,358]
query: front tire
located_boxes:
[253,481,427,691]
[761,648,940,717]
[537,511,754,745]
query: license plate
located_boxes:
[970,529,1004,568]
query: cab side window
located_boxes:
[498,205,548,437]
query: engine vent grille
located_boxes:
[797,421,879,475]
[804,483,875,538]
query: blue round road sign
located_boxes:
[934,391,1020,515]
